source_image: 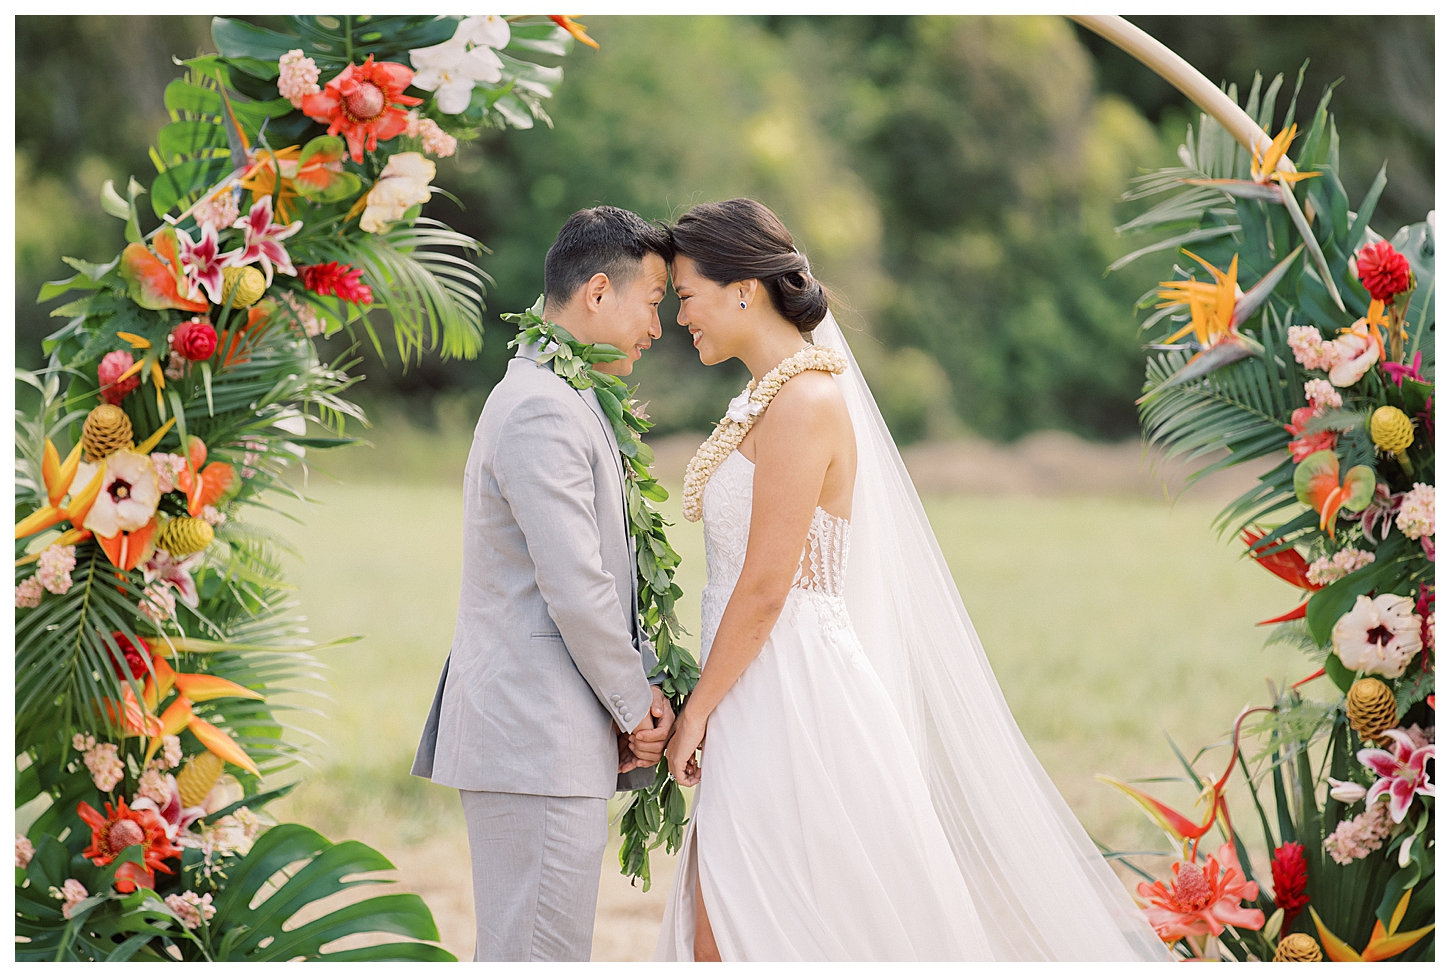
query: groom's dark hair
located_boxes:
[544,206,673,309]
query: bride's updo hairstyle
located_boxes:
[670,198,829,333]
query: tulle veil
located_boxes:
[813,312,1167,962]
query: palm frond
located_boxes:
[15,544,150,734]
[1138,315,1308,536]
[316,219,487,365]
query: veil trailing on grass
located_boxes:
[813,313,1167,962]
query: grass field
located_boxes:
[251,428,1314,959]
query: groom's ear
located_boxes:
[584,271,613,310]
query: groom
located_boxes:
[412,205,676,961]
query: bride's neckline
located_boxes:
[720,450,851,526]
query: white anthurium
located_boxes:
[360,153,436,233]
[79,451,161,537]
[410,36,504,115]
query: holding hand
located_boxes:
[618,687,676,773]
[626,687,676,766]
[665,708,706,787]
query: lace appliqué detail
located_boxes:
[785,508,853,636]
[700,451,854,655]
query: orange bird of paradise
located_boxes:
[550,15,600,49]
[1098,706,1271,860]
[1311,887,1434,962]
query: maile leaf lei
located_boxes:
[503,295,700,889]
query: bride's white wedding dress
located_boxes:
[655,451,992,960]
[655,314,1166,962]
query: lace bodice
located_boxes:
[699,450,852,659]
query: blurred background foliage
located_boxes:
[16,15,1434,444]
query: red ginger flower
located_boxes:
[76,796,182,893]
[171,318,218,361]
[108,631,149,680]
[98,350,141,405]
[1271,842,1310,930]
[1357,240,1412,303]
[1137,842,1265,944]
[301,261,373,305]
[301,56,422,164]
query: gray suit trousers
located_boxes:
[460,790,608,961]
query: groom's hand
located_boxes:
[626,688,674,766]
[618,731,646,773]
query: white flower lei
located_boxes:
[682,345,848,522]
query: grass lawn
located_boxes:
[251,437,1315,958]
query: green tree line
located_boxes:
[15,15,1433,442]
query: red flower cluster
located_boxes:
[1356,240,1412,302]
[98,350,140,405]
[1271,842,1310,930]
[108,632,149,680]
[1137,842,1265,943]
[300,56,422,164]
[1285,406,1338,463]
[172,318,218,361]
[76,796,182,893]
[301,262,374,305]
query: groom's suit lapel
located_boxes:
[577,386,643,650]
[517,344,641,648]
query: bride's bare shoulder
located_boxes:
[758,369,851,438]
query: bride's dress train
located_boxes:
[655,452,991,960]
[655,313,1165,962]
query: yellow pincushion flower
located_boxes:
[1370,406,1415,454]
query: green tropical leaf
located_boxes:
[310,217,487,364]
[211,16,301,63]
[206,824,454,961]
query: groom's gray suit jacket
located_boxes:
[412,345,659,799]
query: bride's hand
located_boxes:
[665,710,707,787]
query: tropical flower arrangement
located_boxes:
[14,14,595,961]
[1101,70,1434,961]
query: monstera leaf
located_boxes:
[206,824,454,961]
[15,825,450,962]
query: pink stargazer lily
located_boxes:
[176,223,237,305]
[1359,728,1435,823]
[131,774,206,842]
[143,548,204,608]
[230,196,301,286]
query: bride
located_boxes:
[656,198,1167,962]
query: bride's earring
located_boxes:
[740,301,747,310]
